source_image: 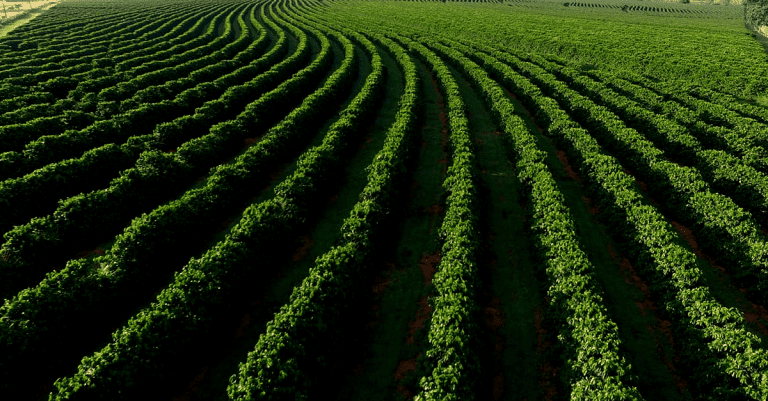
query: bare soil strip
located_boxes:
[447,63,547,400]
[329,54,447,401]
[630,169,768,344]
[500,77,689,399]
[165,40,389,401]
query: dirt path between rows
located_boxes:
[331,53,447,401]
[544,133,690,400]
[447,61,550,400]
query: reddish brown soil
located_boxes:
[582,196,599,215]
[242,136,260,149]
[635,179,649,194]
[428,68,448,130]
[743,302,768,336]
[667,157,686,168]
[503,88,545,134]
[33,384,51,401]
[438,158,448,176]
[73,247,106,260]
[269,167,283,182]
[393,354,420,398]
[556,150,581,183]
[372,261,396,300]
[408,180,419,201]
[669,221,702,256]
[484,296,505,331]
[552,145,605,221]
[168,281,274,401]
[369,304,382,329]
[353,363,365,377]
[553,141,691,395]
[359,138,370,151]
[389,65,450,400]
[428,73,451,176]
[358,104,382,152]
[628,173,661,206]
[215,220,232,234]
[669,220,729,276]
[231,313,251,343]
[424,204,445,235]
[483,295,506,400]
[492,370,505,401]
[424,204,445,216]
[418,251,440,285]
[608,243,689,396]
[394,287,434,398]
[259,164,289,192]
[342,259,399,387]
[668,221,768,336]
[291,235,313,262]
[406,296,433,345]
[534,306,558,401]
[171,366,209,401]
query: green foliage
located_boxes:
[228,28,416,401]
[3,1,768,400]
[745,0,768,27]
[431,37,644,400]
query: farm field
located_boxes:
[2,0,768,400]
[0,1,59,37]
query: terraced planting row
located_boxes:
[2,0,768,400]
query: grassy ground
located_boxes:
[0,1,57,37]
[534,129,689,400]
[162,35,380,401]
[451,38,691,398]
[172,34,402,401]
[447,60,549,400]
[330,49,448,401]
[31,24,349,401]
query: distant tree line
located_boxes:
[745,0,768,28]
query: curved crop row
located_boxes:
[0,6,289,237]
[579,67,768,174]
[0,4,286,296]
[227,29,418,401]
[64,5,224,100]
[0,2,210,69]
[47,17,367,401]
[525,55,768,231]
[1,1,767,400]
[0,10,167,77]
[392,34,488,401]
[613,69,768,151]
[0,4,263,154]
[486,46,768,307]
[2,5,231,90]
[464,39,768,399]
[0,13,349,397]
[429,37,644,400]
